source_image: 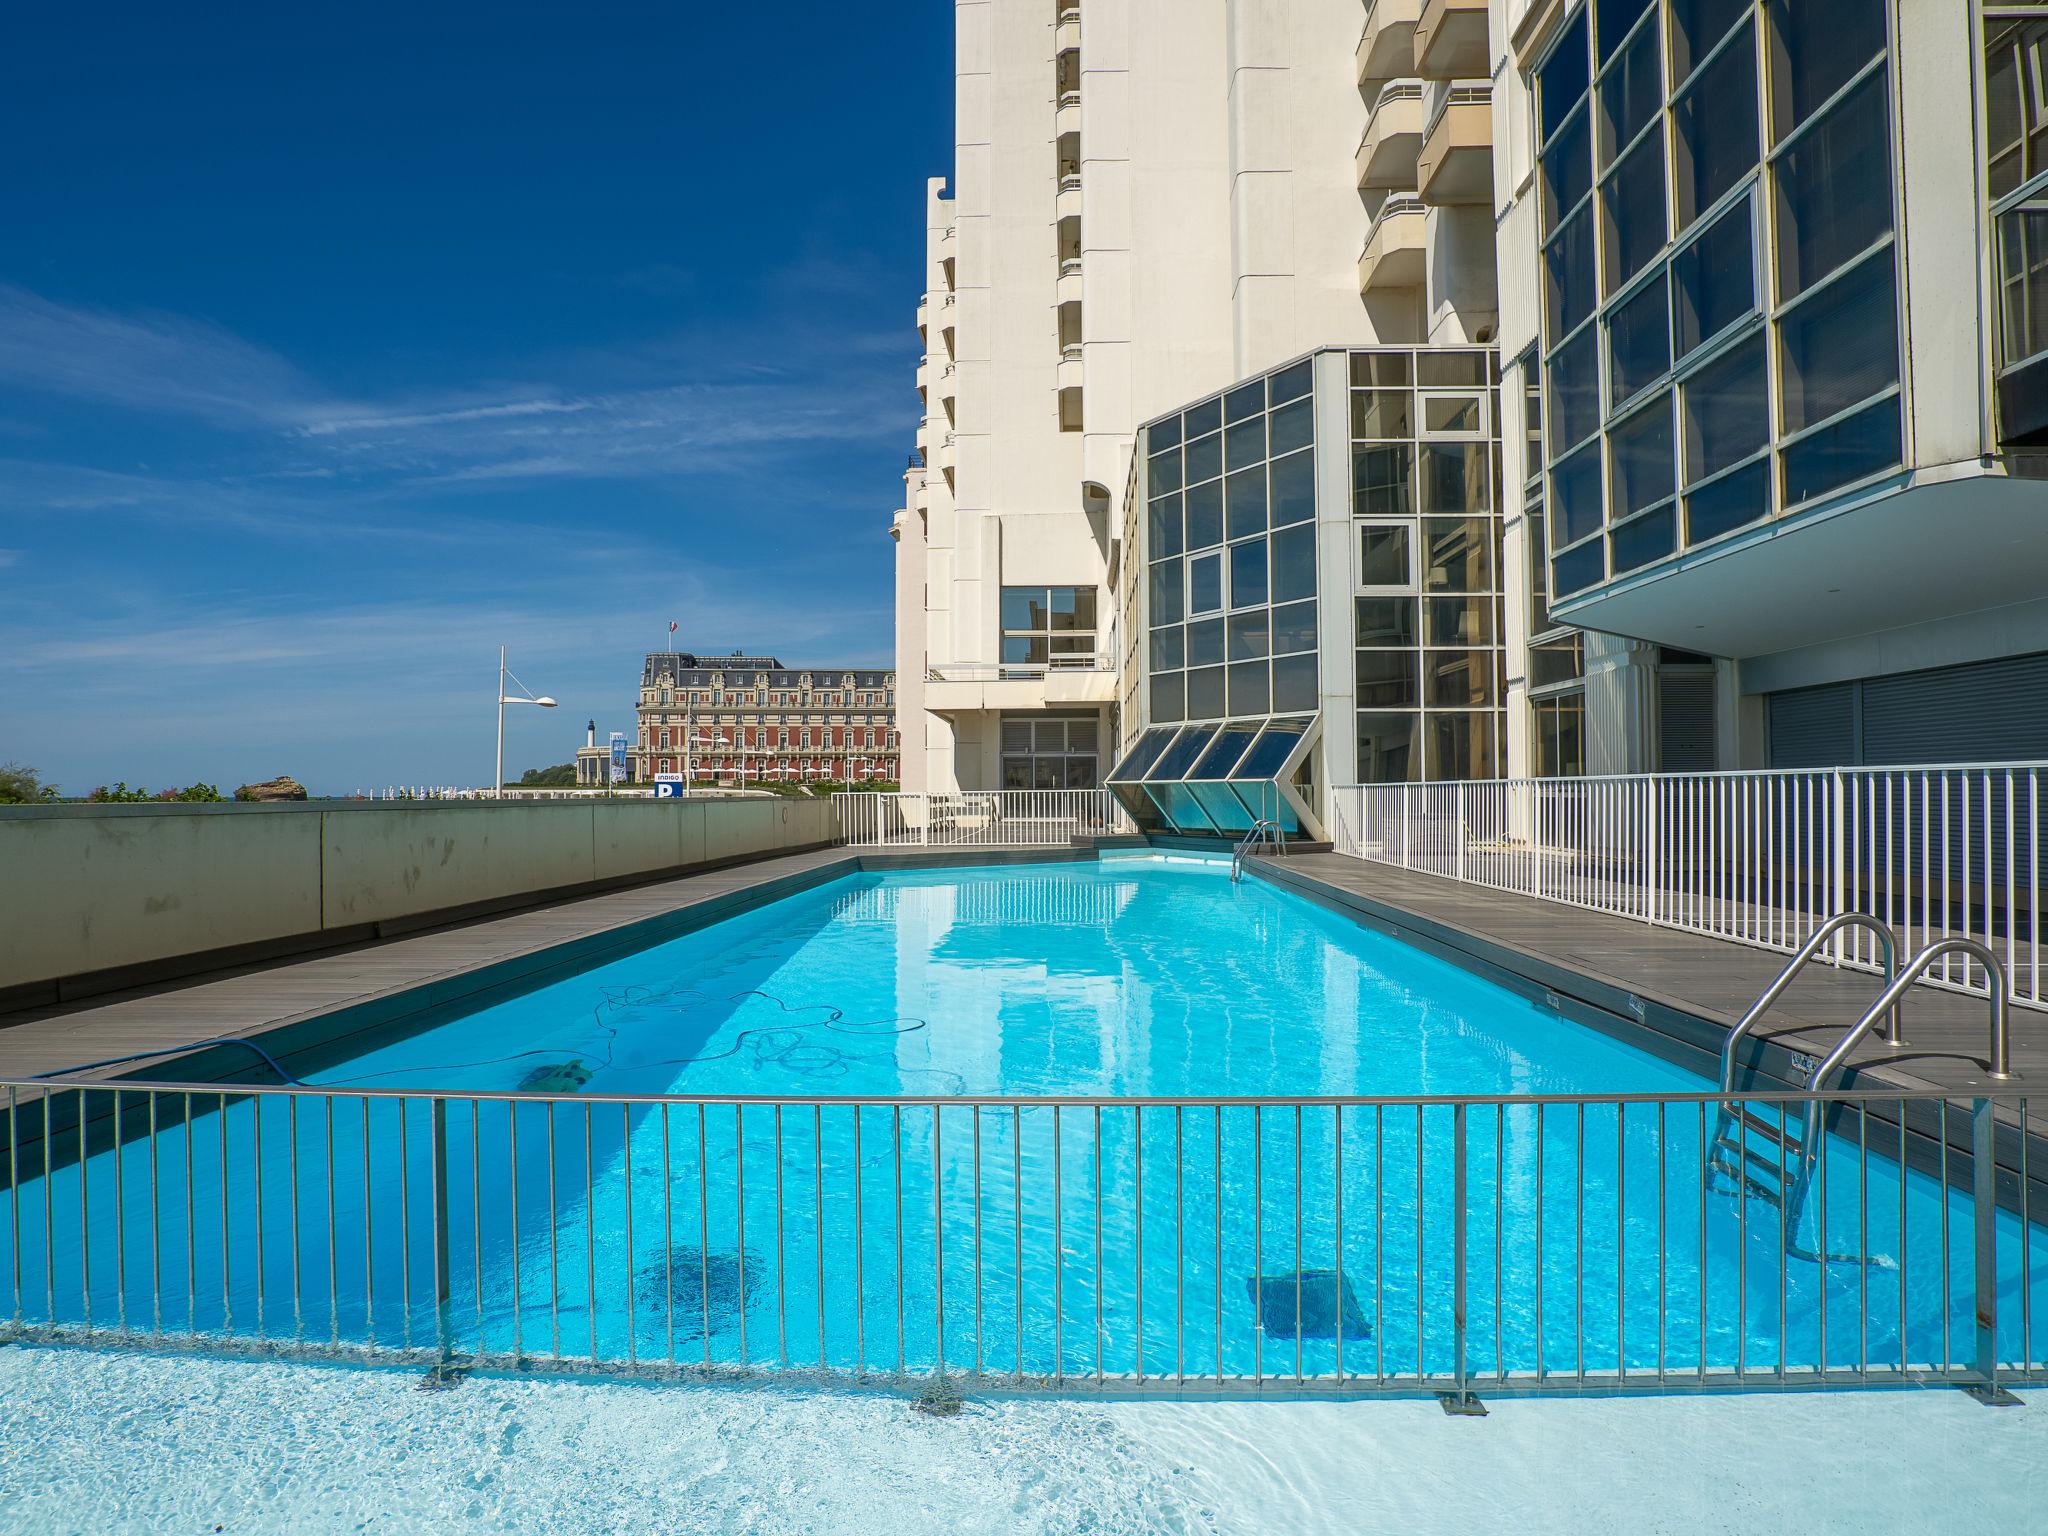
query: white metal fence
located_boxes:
[833,790,1134,849]
[1328,765,2046,1010]
[4,1079,2042,1399]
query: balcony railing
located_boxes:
[836,788,1130,848]
[1328,763,2048,1011]
[926,656,1110,683]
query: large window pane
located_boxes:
[1681,331,1768,484]
[1425,649,1495,707]
[1775,72,1892,301]
[1227,660,1271,717]
[1354,445,1413,516]
[1270,448,1316,526]
[1769,0,1885,142]
[1225,415,1266,471]
[1185,430,1222,484]
[1986,19,2048,200]
[1352,389,1412,438]
[1269,397,1314,457]
[1673,31,1757,229]
[1186,665,1226,721]
[1685,459,1769,544]
[1607,269,1670,408]
[1551,440,1604,546]
[1225,465,1268,538]
[1271,652,1318,712]
[1780,253,1898,434]
[1671,0,1748,82]
[1356,649,1419,708]
[1150,670,1184,723]
[1781,396,1901,505]
[1356,713,1417,783]
[1187,616,1225,668]
[1553,541,1606,596]
[1426,595,1495,646]
[1186,478,1224,549]
[1271,599,1317,654]
[1999,206,2048,367]
[1539,11,1590,144]
[1228,608,1269,659]
[1148,493,1183,558]
[1609,393,1675,520]
[1150,625,1185,671]
[1355,596,1418,647]
[1271,523,1317,603]
[1545,206,1598,340]
[1595,0,1655,66]
[1541,104,1594,233]
[1149,559,1183,623]
[1189,552,1223,614]
[1548,327,1600,453]
[1419,443,1490,515]
[1602,125,1668,293]
[1427,712,1497,780]
[1673,198,1755,358]
[1422,517,1495,593]
[1599,11,1662,164]
[1149,445,1183,493]
[1229,538,1268,609]
[1359,523,1413,588]
[1610,505,1676,573]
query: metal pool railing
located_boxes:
[1327,764,2048,1011]
[2,1079,2043,1401]
[833,789,1134,849]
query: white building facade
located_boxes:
[894,0,2048,828]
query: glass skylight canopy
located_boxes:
[1106,716,1317,836]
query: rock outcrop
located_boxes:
[235,775,309,802]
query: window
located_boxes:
[1607,270,1670,408]
[1774,71,1892,302]
[1188,553,1224,615]
[1609,393,1675,522]
[1001,585,1099,665]
[1672,31,1758,229]
[1681,331,1769,486]
[1672,198,1755,359]
[1779,253,1898,437]
[1533,691,1587,776]
[1000,716,1101,789]
[1358,522,1413,590]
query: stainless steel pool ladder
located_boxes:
[1232,819,1284,882]
[1705,917,2014,1254]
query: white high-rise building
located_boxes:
[893,0,1502,810]
[894,0,2048,831]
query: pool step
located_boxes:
[1704,1101,1821,1241]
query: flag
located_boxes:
[668,621,677,633]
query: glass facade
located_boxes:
[1351,347,1506,781]
[1535,0,1901,602]
[1987,5,2048,448]
[1143,356,1319,728]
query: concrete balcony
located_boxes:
[1055,10,1080,52]
[1356,0,1421,86]
[936,432,957,476]
[1058,342,1085,382]
[1356,81,1425,190]
[939,361,957,404]
[1055,89,1082,137]
[1057,262,1084,305]
[915,354,931,398]
[922,657,1117,713]
[1416,0,1489,80]
[1056,174,1083,222]
[915,295,929,338]
[1417,85,1494,204]
[1357,196,1428,291]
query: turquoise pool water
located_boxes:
[3,854,2042,1385]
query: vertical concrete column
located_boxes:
[1224,0,1297,376]
[1582,634,1658,774]
[1312,350,1359,807]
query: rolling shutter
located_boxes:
[1767,683,1855,769]
[1859,651,2048,764]
[1658,671,1717,772]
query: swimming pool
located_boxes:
[2,853,2043,1394]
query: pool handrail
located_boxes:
[1815,937,2013,1085]
[1718,912,1903,1096]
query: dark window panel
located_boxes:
[1354,596,1419,647]
[1185,429,1223,484]
[1225,381,1265,423]
[1150,669,1185,723]
[1780,252,1898,434]
[1271,599,1318,655]
[1186,478,1225,549]
[1609,393,1675,521]
[1427,711,1498,779]
[1270,448,1316,526]
[1149,625,1185,670]
[1538,10,1590,144]
[1422,516,1496,593]
[1187,615,1226,668]
[1685,459,1770,544]
[1426,595,1495,647]
[1553,539,1606,596]
[1356,711,1418,783]
[1149,445,1183,493]
[1610,505,1677,573]
[1227,659,1271,716]
[1599,10,1662,165]
[1271,651,1318,712]
[1775,72,1892,301]
[1548,326,1600,453]
[1269,358,1314,404]
[1551,440,1604,546]
[1781,396,1902,505]
[1350,352,1413,387]
[1425,648,1497,707]
[1601,124,1669,294]
[1673,26,1758,230]
[1225,414,1267,471]
[1225,466,1269,538]
[1186,665,1227,721]
[1672,198,1756,359]
[1185,396,1223,436]
[1148,491,1184,558]
[1417,352,1489,387]
[1149,559,1184,623]
[1671,0,1748,82]
[1359,522,1412,587]
[1768,0,1885,142]
[1269,396,1314,457]
[1545,205,1598,339]
[1607,268,1670,408]
[1352,389,1414,439]
[1356,648,1419,708]
[1681,331,1769,485]
[1227,608,1271,659]
[1420,442,1491,515]
[1354,444,1414,517]
[1271,522,1317,603]
[1229,537,1269,608]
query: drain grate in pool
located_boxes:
[1243,1269,1371,1341]
[635,1248,764,1340]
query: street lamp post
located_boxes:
[495,645,557,798]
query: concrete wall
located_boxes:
[0,797,838,1002]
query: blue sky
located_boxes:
[0,3,949,794]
